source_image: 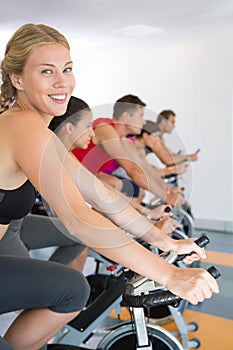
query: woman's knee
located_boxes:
[50,267,91,313]
[69,269,91,310]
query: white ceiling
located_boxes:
[1,0,233,52]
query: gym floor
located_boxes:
[184,229,233,349]
[0,229,232,349]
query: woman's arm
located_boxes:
[94,124,172,200]
[150,137,179,166]
[120,137,185,207]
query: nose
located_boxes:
[90,128,95,137]
[53,71,68,88]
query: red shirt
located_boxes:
[72,118,120,175]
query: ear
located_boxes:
[121,111,130,123]
[65,122,74,135]
[9,73,24,91]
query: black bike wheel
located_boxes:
[97,324,183,350]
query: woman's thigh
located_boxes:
[0,255,90,314]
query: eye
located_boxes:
[42,69,53,74]
[64,67,72,73]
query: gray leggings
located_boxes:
[0,215,88,350]
[0,215,86,264]
[0,255,90,350]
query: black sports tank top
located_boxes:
[0,180,36,224]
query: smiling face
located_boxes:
[10,43,75,120]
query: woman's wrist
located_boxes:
[157,234,177,252]
[139,207,155,220]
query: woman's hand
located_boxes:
[154,217,180,234]
[175,161,189,174]
[173,238,206,264]
[150,204,173,220]
[165,267,219,305]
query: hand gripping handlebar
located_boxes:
[122,235,221,308]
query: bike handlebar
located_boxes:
[176,234,209,261]
[122,234,221,308]
[122,266,221,308]
[159,234,209,264]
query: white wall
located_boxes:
[72,24,233,230]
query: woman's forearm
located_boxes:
[96,239,176,287]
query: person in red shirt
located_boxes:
[72,95,185,208]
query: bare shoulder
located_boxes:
[0,109,52,186]
[1,109,52,142]
[1,109,45,127]
[95,121,118,142]
[0,109,55,169]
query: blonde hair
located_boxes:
[0,23,70,113]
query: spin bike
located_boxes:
[47,236,220,350]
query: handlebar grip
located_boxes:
[122,290,180,308]
[122,265,221,308]
[195,235,210,247]
[164,206,172,213]
[207,266,221,279]
[176,234,209,261]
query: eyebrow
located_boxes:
[38,61,73,67]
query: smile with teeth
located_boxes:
[49,94,66,101]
